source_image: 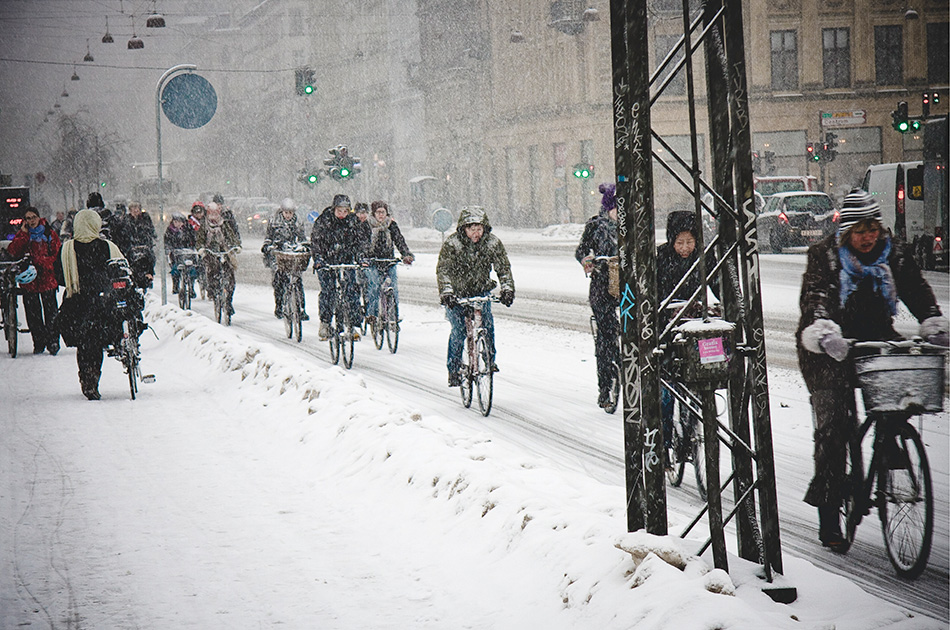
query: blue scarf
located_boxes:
[29,224,49,243]
[838,237,897,315]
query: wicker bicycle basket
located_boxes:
[853,341,947,413]
[607,257,620,299]
[275,251,311,274]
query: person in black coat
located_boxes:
[364,200,414,327]
[311,194,367,340]
[796,188,947,552]
[56,209,126,400]
[575,183,619,409]
[113,200,156,288]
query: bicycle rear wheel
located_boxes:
[879,421,932,579]
[122,318,140,400]
[386,294,399,354]
[475,334,493,416]
[4,292,17,358]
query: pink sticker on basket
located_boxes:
[697,337,726,364]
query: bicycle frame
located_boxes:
[201,247,239,325]
[367,258,401,353]
[324,263,361,369]
[456,295,497,416]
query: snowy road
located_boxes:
[207,235,949,623]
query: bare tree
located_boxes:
[47,113,123,208]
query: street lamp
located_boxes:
[102,16,114,44]
[83,39,94,62]
[128,17,144,49]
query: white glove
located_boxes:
[802,318,849,362]
[920,316,949,347]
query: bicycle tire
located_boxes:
[879,421,933,579]
[328,324,340,365]
[283,286,296,339]
[372,294,385,350]
[460,334,473,408]
[666,411,686,487]
[293,298,302,343]
[223,280,233,326]
[123,319,139,400]
[178,279,190,310]
[386,294,398,354]
[4,292,17,358]
[475,334,493,416]
[341,325,355,370]
[214,289,223,324]
[603,361,619,414]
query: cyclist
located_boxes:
[188,201,206,232]
[113,200,156,288]
[364,200,414,328]
[196,202,241,317]
[262,197,309,320]
[436,207,514,387]
[575,183,619,409]
[164,213,196,295]
[212,193,241,241]
[311,194,366,340]
[796,188,947,552]
[7,206,62,355]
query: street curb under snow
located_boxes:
[143,297,939,630]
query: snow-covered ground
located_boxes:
[1,226,947,629]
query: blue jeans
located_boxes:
[445,297,495,374]
[364,265,398,318]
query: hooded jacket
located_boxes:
[795,232,941,391]
[311,207,367,265]
[436,207,513,298]
[7,218,61,293]
[656,211,719,328]
[367,212,412,264]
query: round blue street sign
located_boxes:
[432,207,453,233]
[162,73,217,129]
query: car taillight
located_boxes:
[112,280,127,289]
[778,212,789,224]
[897,182,905,214]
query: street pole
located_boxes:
[155,64,197,305]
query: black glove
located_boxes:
[499,289,514,307]
[312,256,324,269]
[440,293,458,308]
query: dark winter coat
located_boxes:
[367,214,412,265]
[113,212,156,258]
[575,205,617,308]
[436,207,514,298]
[54,239,117,347]
[311,208,367,265]
[656,211,719,330]
[795,233,941,391]
[164,222,196,253]
[7,219,61,293]
[262,211,307,268]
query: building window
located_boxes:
[927,23,949,85]
[822,27,850,88]
[770,30,798,91]
[655,34,686,96]
[875,25,903,85]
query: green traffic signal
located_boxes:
[339,167,350,178]
[304,84,314,95]
[307,174,318,184]
[909,119,922,131]
[100,181,107,187]
[572,163,593,179]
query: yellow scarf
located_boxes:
[61,209,124,297]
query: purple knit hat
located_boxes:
[599,183,616,212]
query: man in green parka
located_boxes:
[436,207,515,386]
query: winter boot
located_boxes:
[818,505,849,553]
[80,369,101,401]
[318,322,330,340]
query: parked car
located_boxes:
[753,175,819,197]
[757,191,838,253]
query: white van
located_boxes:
[861,162,945,269]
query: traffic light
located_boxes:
[922,92,931,118]
[806,142,820,162]
[324,145,361,181]
[892,101,910,133]
[572,163,594,178]
[297,167,319,188]
[823,133,838,162]
[294,66,315,96]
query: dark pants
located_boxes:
[804,388,857,508]
[22,289,59,351]
[77,340,104,395]
[590,291,619,398]
[317,268,361,325]
[273,271,305,314]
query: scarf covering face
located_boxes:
[838,236,897,316]
[29,224,49,242]
[61,209,124,297]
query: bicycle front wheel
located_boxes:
[691,410,707,502]
[666,409,686,487]
[842,433,865,548]
[603,362,619,414]
[372,298,385,350]
[4,292,17,358]
[341,314,355,370]
[879,421,933,579]
[122,318,140,400]
[178,278,191,310]
[460,337,473,409]
[386,294,399,354]
[475,334,493,416]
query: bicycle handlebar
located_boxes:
[364,257,403,266]
[199,246,242,258]
[456,295,500,306]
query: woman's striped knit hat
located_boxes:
[838,188,882,232]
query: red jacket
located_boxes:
[7,219,61,293]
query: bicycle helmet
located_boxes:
[280,197,297,212]
[15,265,37,285]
